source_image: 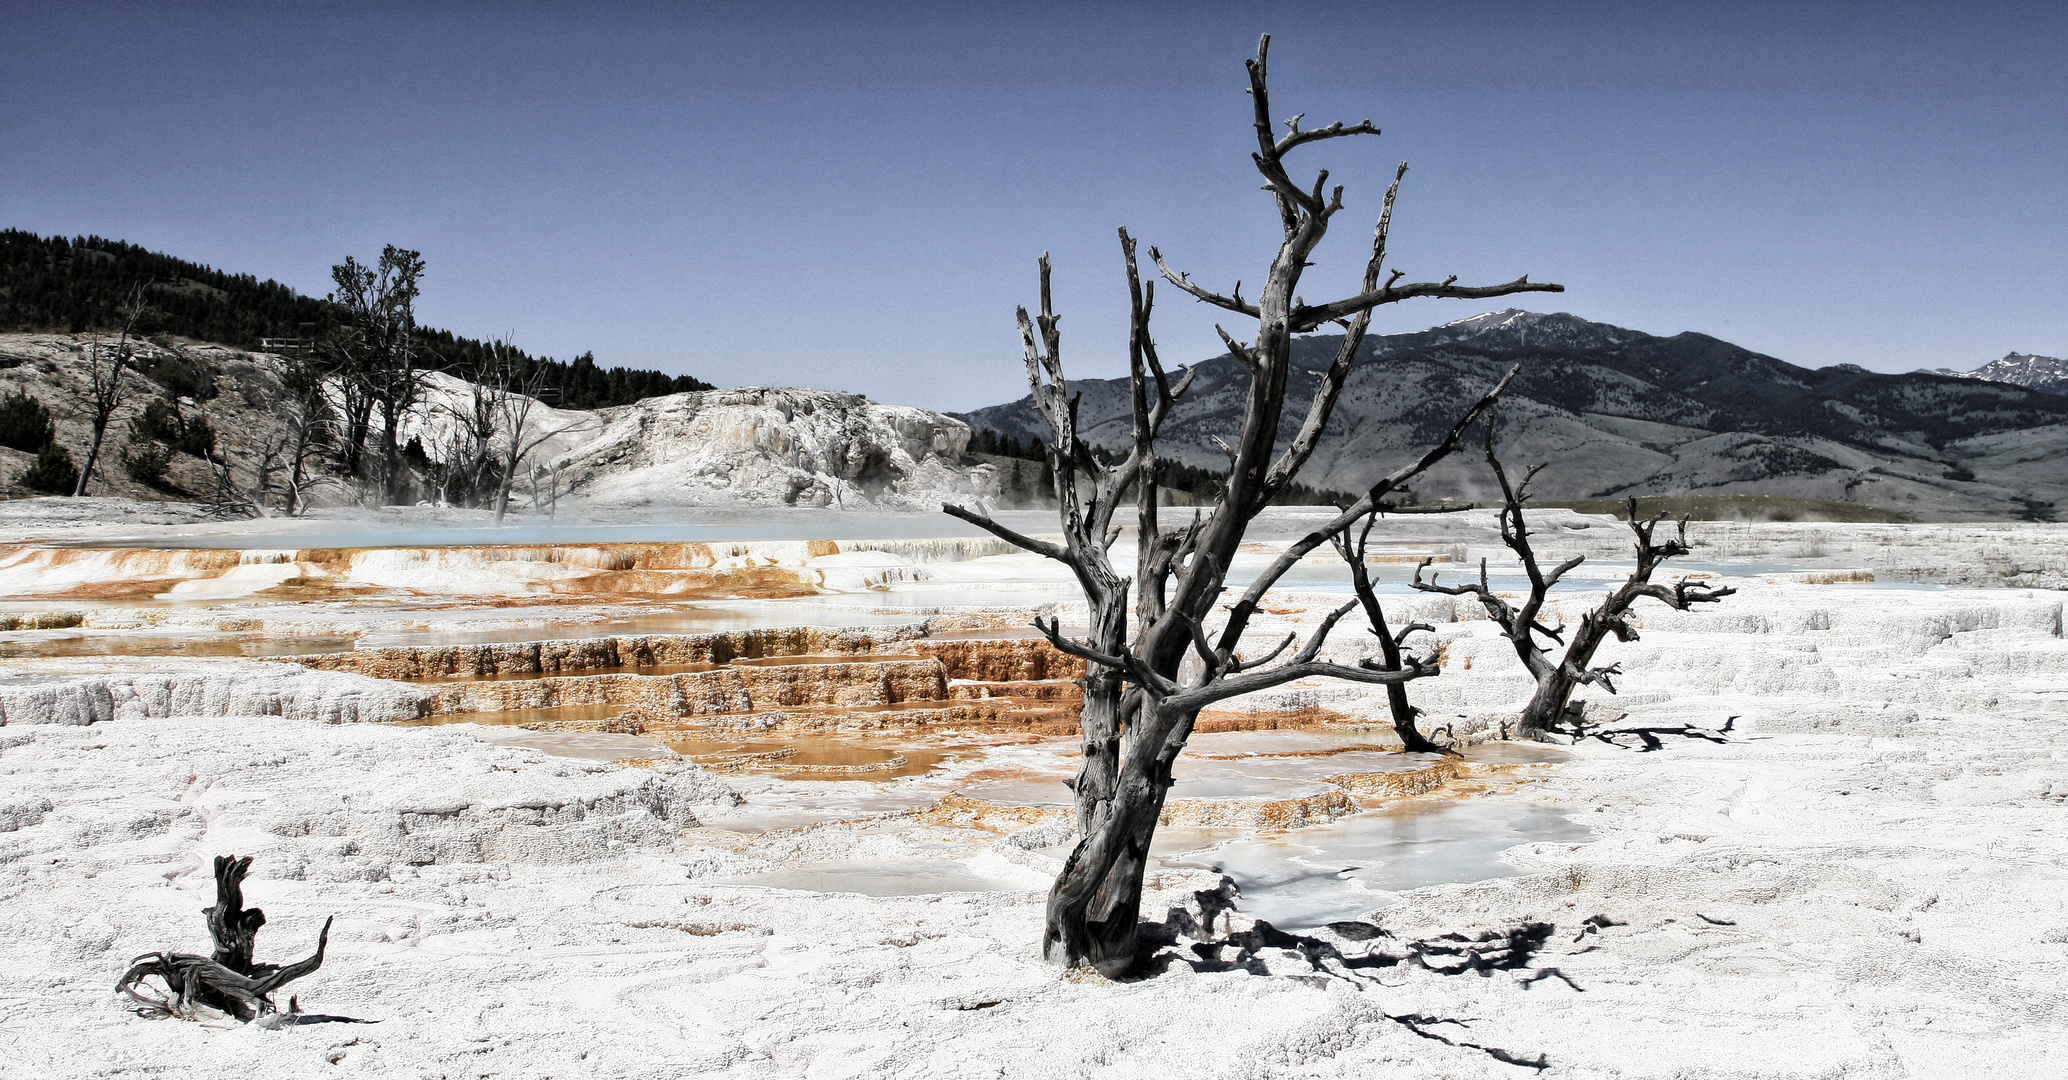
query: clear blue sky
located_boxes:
[4,1,2062,411]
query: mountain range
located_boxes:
[1922,352,2068,398]
[956,310,2068,521]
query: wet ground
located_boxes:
[0,527,1649,929]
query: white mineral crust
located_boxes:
[1,565,2065,1076]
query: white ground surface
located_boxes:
[2,518,2065,1078]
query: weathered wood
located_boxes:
[947,33,1561,974]
[205,854,265,973]
[116,854,333,1022]
[1413,419,1735,740]
[1333,511,1452,755]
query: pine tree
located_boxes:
[19,443,79,493]
[0,390,55,453]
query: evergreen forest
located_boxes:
[0,230,714,408]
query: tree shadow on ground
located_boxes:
[1118,876,1619,1070]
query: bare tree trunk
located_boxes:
[1335,512,1450,754]
[947,37,1561,972]
[1415,423,1735,740]
[73,284,147,496]
[205,855,265,973]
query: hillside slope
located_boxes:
[0,230,713,409]
[958,310,2068,520]
[0,334,994,512]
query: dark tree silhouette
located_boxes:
[73,282,149,496]
[945,35,1562,974]
[1413,418,1735,741]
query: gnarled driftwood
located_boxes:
[116,854,332,1022]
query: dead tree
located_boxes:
[527,458,577,520]
[199,427,268,520]
[1413,418,1735,740]
[117,855,332,1022]
[944,35,1561,974]
[271,354,342,516]
[484,342,593,524]
[1332,509,1450,754]
[432,370,503,507]
[73,283,148,496]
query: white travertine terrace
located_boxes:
[0,507,2064,1077]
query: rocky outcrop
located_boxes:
[302,624,933,679]
[0,334,999,512]
[540,386,998,511]
[0,664,428,726]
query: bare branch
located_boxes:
[1180,613,1223,677]
[1163,652,1437,714]
[1292,275,1566,333]
[942,502,1070,562]
[1033,615,1174,696]
[1150,247,1260,319]
[1215,325,1260,372]
[1227,632,1296,673]
[1275,118,1382,158]
[1293,600,1360,664]
[1217,364,1522,654]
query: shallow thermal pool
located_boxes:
[711,793,1592,928]
[700,732,1588,928]
[1155,798,1593,928]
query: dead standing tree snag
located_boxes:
[74,282,149,496]
[117,855,333,1022]
[1413,417,1736,741]
[1331,508,1451,755]
[944,35,1561,975]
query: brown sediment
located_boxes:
[20,577,194,601]
[0,547,243,600]
[1192,706,1358,733]
[1322,758,1463,799]
[899,637,1085,682]
[407,662,724,683]
[922,612,1048,633]
[421,669,755,718]
[0,612,85,631]
[730,658,947,708]
[663,736,953,780]
[1159,787,1358,829]
[351,626,1391,741]
[289,542,846,594]
[302,624,934,679]
[344,628,1098,735]
[948,679,1081,703]
[643,696,1078,736]
[913,793,1070,832]
[1,541,840,603]
[1195,744,1401,760]
[609,756,679,770]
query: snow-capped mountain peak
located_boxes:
[1922,352,2068,397]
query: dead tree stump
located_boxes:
[117,854,333,1022]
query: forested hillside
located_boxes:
[0,230,712,408]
